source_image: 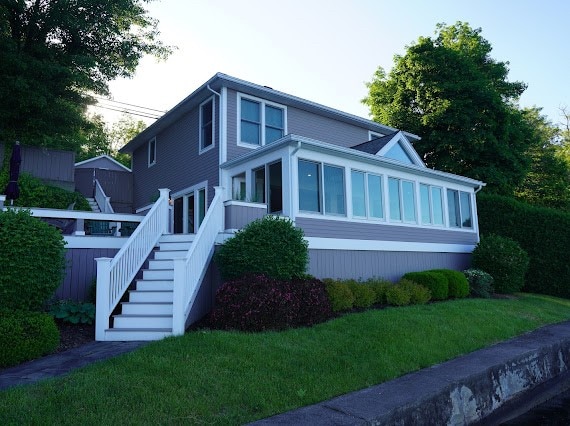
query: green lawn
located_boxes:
[2,294,570,425]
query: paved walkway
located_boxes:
[0,341,148,391]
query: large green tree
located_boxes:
[363,22,532,194]
[0,0,170,150]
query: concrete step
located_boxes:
[103,328,173,341]
[136,279,173,291]
[142,269,174,280]
[121,302,173,315]
[113,314,173,329]
[128,290,173,303]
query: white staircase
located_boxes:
[86,197,101,213]
[103,234,195,341]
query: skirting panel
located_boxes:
[308,249,471,281]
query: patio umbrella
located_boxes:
[4,141,21,205]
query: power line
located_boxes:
[93,95,167,114]
[91,103,162,120]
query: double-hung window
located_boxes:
[447,189,473,228]
[351,170,384,219]
[298,159,345,216]
[239,95,285,146]
[420,184,444,225]
[388,177,416,223]
[199,97,214,151]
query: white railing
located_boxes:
[95,188,170,340]
[94,179,114,213]
[172,187,224,335]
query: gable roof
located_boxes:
[74,154,131,172]
[351,131,426,167]
[120,73,421,153]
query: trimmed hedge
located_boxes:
[472,234,529,294]
[0,310,59,368]
[477,193,570,298]
[209,275,332,331]
[214,216,308,281]
[402,271,448,300]
[0,209,67,311]
[430,269,469,298]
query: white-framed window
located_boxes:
[232,173,246,201]
[298,159,346,216]
[351,170,384,219]
[388,177,416,223]
[148,137,156,167]
[420,184,444,226]
[447,189,473,228]
[199,97,214,152]
[238,94,286,147]
[172,185,207,234]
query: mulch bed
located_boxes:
[55,321,95,352]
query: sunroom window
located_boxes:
[447,189,473,228]
[388,177,416,223]
[420,184,444,225]
[351,170,383,219]
[298,160,345,216]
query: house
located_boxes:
[95,73,484,341]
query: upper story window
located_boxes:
[239,94,286,147]
[200,97,214,152]
[447,189,473,228]
[148,137,156,167]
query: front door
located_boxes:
[173,188,206,234]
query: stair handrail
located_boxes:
[94,179,114,213]
[172,186,224,335]
[95,188,170,341]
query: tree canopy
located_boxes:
[0,0,170,150]
[363,22,533,195]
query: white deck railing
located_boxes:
[94,179,114,213]
[172,187,224,335]
[95,188,170,340]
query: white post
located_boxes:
[214,186,224,232]
[95,257,112,341]
[74,218,86,236]
[158,188,170,234]
[0,194,5,210]
[172,258,185,336]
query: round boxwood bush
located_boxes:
[324,280,355,312]
[0,310,60,368]
[472,234,529,294]
[463,268,494,298]
[0,209,67,311]
[209,275,332,331]
[401,271,448,300]
[430,269,469,298]
[215,215,308,280]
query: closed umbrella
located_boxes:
[4,141,21,205]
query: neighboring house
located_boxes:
[96,73,484,341]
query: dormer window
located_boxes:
[238,94,286,147]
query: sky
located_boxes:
[98,0,570,129]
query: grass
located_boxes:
[2,294,570,425]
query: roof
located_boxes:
[351,132,398,154]
[120,73,421,153]
[74,154,131,172]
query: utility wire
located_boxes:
[92,103,162,120]
[93,95,167,114]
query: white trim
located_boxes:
[64,236,128,249]
[377,131,425,167]
[74,154,132,172]
[305,237,475,253]
[199,96,215,154]
[148,137,156,167]
[223,200,267,209]
[237,92,287,148]
[170,180,209,199]
[368,130,385,140]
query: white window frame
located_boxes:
[148,137,156,167]
[297,158,346,217]
[447,189,473,229]
[419,183,445,226]
[351,169,385,220]
[237,93,287,148]
[199,96,215,154]
[388,176,417,224]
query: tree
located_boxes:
[363,22,533,194]
[0,0,170,150]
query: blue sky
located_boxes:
[101,0,570,128]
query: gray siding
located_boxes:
[57,248,119,301]
[308,249,472,282]
[296,217,478,245]
[131,97,220,209]
[225,203,267,229]
[75,168,133,213]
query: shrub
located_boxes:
[49,300,95,325]
[209,275,332,331]
[463,269,494,298]
[346,281,376,309]
[0,310,59,368]
[402,271,448,300]
[0,209,67,311]
[214,216,308,280]
[363,277,392,304]
[324,280,355,312]
[472,234,529,294]
[477,193,570,298]
[399,279,432,305]
[430,269,469,298]
[385,284,411,306]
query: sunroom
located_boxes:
[220,133,484,252]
